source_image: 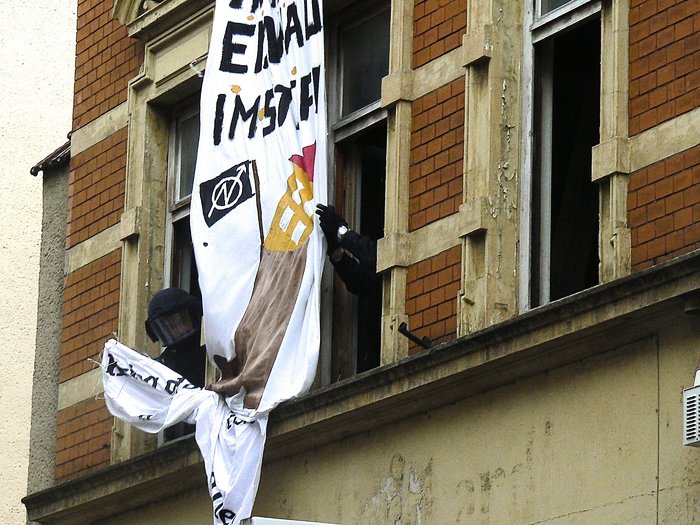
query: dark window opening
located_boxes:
[332,122,386,379]
[532,17,601,306]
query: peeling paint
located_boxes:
[362,454,433,525]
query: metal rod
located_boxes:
[398,322,432,350]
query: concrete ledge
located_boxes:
[58,369,104,411]
[66,209,139,274]
[376,232,410,272]
[458,198,489,236]
[381,47,465,107]
[124,0,213,41]
[66,225,122,274]
[23,250,700,524]
[592,107,700,181]
[71,104,129,156]
[377,214,465,273]
[462,25,493,67]
[592,136,630,182]
[629,107,700,172]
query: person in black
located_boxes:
[145,288,206,388]
[315,204,380,296]
[316,204,382,372]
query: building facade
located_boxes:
[24,0,700,523]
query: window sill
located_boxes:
[24,250,700,524]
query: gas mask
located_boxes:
[145,288,202,347]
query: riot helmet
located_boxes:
[145,288,202,347]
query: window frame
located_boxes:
[323,0,390,380]
[519,0,602,311]
[164,98,200,294]
[159,97,204,445]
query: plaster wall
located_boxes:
[252,313,699,524]
[28,167,68,492]
[0,1,76,523]
[93,311,700,524]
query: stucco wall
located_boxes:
[27,166,68,493]
[94,308,700,524]
[0,1,76,523]
[252,312,699,524]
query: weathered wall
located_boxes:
[54,0,147,483]
[27,166,69,495]
[87,311,700,524]
[252,315,699,524]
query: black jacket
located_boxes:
[331,230,381,296]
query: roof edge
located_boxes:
[30,139,71,177]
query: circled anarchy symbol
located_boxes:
[207,165,247,219]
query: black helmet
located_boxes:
[145,288,202,346]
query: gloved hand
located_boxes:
[315,204,347,253]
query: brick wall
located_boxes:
[406,246,461,353]
[55,397,112,483]
[629,0,700,135]
[60,249,121,382]
[67,127,127,248]
[628,144,700,270]
[409,79,465,231]
[413,0,467,68]
[74,0,144,129]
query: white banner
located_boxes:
[191,0,327,418]
[102,340,266,525]
[103,1,326,522]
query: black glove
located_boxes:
[315,204,347,252]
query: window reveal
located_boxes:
[527,2,602,307]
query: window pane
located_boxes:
[541,0,573,15]
[171,217,200,296]
[176,111,200,201]
[340,9,390,117]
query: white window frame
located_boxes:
[159,99,203,446]
[164,101,199,292]
[519,0,602,311]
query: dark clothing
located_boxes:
[156,339,206,387]
[331,230,381,296]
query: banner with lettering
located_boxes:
[191,0,326,418]
[102,340,266,525]
[103,0,326,523]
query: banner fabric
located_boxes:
[102,0,326,522]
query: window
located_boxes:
[162,98,203,442]
[522,0,601,308]
[165,99,201,298]
[326,0,390,380]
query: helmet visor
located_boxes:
[148,308,199,346]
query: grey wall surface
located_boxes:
[27,166,69,494]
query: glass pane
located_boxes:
[176,111,200,201]
[171,217,200,297]
[541,0,573,15]
[339,9,390,117]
